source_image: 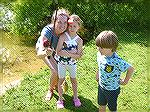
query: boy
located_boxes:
[95,31,134,112]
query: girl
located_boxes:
[55,14,83,109]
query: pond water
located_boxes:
[0,30,47,93]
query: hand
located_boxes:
[96,72,99,82]
[120,79,128,85]
[43,40,50,47]
[47,47,53,52]
[46,48,53,56]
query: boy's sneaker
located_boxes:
[56,100,64,109]
[73,98,81,107]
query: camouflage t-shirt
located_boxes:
[97,52,131,90]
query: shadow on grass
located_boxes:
[53,93,98,112]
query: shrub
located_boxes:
[2,0,149,41]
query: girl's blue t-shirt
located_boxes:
[41,24,59,50]
[97,52,131,90]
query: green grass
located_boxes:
[148,45,150,112]
[1,30,148,112]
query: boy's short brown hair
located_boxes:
[95,31,118,52]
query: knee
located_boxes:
[99,105,106,112]
[58,78,65,84]
[70,78,77,83]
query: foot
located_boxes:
[45,90,53,101]
[73,98,81,107]
[56,100,64,109]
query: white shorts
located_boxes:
[58,62,77,79]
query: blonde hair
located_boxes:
[51,8,70,24]
[69,14,83,26]
[95,31,118,52]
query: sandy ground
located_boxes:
[0,57,47,95]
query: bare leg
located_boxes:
[49,72,58,90]
[70,77,81,107]
[70,78,78,99]
[58,78,65,101]
[99,105,106,112]
[45,56,58,100]
[49,56,58,90]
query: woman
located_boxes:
[36,8,70,100]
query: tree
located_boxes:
[2,0,53,37]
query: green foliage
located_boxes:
[2,0,149,41]
[0,0,16,4]
[59,2,148,40]
[4,0,52,36]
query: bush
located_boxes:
[2,0,149,41]
[3,0,53,36]
[59,1,148,40]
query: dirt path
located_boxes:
[0,56,47,95]
[0,30,48,95]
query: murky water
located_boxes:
[0,30,46,89]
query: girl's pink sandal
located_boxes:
[73,98,81,107]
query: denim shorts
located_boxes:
[98,85,120,111]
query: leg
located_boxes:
[57,78,65,109]
[70,77,81,107]
[45,56,58,100]
[49,72,58,91]
[58,78,65,101]
[57,63,66,109]
[68,64,78,99]
[49,56,58,91]
[70,78,78,99]
[99,105,106,112]
[68,64,81,107]
[107,88,120,112]
[57,62,66,101]
[98,85,107,112]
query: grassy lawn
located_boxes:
[1,30,148,112]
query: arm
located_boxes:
[42,56,57,75]
[120,66,134,85]
[96,70,99,82]
[56,35,82,59]
[43,56,54,69]
[68,37,83,59]
[37,36,54,70]
[76,37,83,56]
[56,34,68,56]
[36,36,53,58]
